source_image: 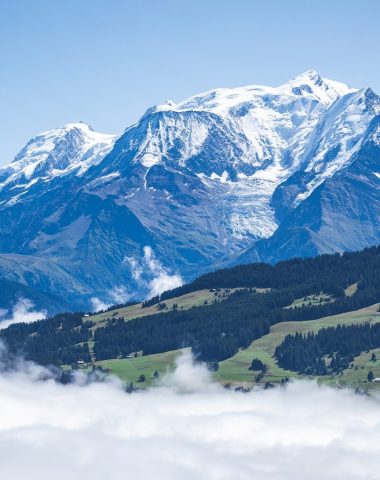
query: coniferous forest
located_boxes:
[0,313,92,366]
[275,323,380,375]
[93,246,380,362]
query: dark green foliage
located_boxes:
[208,361,219,371]
[94,245,380,363]
[250,358,265,371]
[160,247,380,301]
[275,323,380,375]
[125,382,135,393]
[368,371,374,382]
[0,313,92,366]
[94,289,285,362]
[142,296,160,308]
[2,245,380,369]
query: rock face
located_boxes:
[238,115,380,265]
[0,70,379,310]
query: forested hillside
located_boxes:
[1,246,380,372]
[275,322,380,375]
[160,246,380,301]
[0,313,92,366]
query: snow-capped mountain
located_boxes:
[0,122,116,205]
[0,70,379,311]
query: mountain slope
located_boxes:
[2,245,380,392]
[238,114,380,264]
[0,122,116,203]
[0,276,70,316]
[0,70,379,309]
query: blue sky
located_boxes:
[1,0,379,164]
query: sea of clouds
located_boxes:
[0,351,380,479]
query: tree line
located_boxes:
[159,246,380,302]
[94,246,380,362]
[1,245,380,367]
[275,323,380,375]
[0,313,93,366]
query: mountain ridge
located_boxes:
[0,70,379,311]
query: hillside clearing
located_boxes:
[96,349,187,387]
[215,303,380,386]
[87,289,241,324]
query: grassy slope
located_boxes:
[85,285,380,390]
[88,289,245,384]
[332,348,380,391]
[285,293,332,309]
[344,282,358,297]
[88,289,232,325]
[94,304,380,390]
[215,303,380,387]
[96,349,188,387]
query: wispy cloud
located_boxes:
[91,246,182,312]
[90,297,111,312]
[124,245,183,298]
[90,286,132,312]
[0,299,46,330]
[109,286,131,304]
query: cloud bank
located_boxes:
[0,352,380,479]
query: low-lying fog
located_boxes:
[0,350,379,479]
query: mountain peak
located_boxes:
[282,69,357,104]
[144,71,357,119]
[60,121,95,132]
[28,122,96,142]
[290,69,323,86]
[1,123,117,189]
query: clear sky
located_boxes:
[1,0,379,164]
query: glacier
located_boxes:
[0,69,379,311]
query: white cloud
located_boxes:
[0,352,379,479]
[123,255,143,281]
[109,286,132,304]
[148,271,183,297]
[0,299,46,330]
[159,351,217,393]
[90,287,132,313]
[90,297,111,312]
[124,246,182,298]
